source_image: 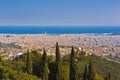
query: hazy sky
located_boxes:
[0,0,120,26]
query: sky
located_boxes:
[0,0,120,26]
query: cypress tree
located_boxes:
[42,48,49,80]
[104,75,108,80]
[83,65,88,80]
[70,46,78,80]
[104,72,111,80]
[88,59,95,80]
[0,51,2,62]
[55,42,62,80]
[108,72,111,80]
[26,50,33,75]
[0,56,1,63]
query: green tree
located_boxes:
[26,50,33,75]
[95,73,104,80]
[70,46,78,80]
[42,48,49,80]
[0,66,9,80]
[55,42,62,80]
[104,75,108,80]
[83,65,88,80]
[104,72,111,80]
[0,51,2,62]
[88,59,95,80]
[31,50,42,77]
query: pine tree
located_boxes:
[42,48,49,80]
[83,65,88,80]
[26,50,33,75]
[55,42,62,80]
[88,59,95,80]
[70,46,78,80]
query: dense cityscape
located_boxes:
[0,34,120,61]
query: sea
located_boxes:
[0,26,120,34]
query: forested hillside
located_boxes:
[0,43,120,80]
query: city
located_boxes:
[0,34,120,62]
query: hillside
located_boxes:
[0,48,120,80]
[62,54,120,80]
[0,65,41,80]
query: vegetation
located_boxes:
[0,43,120,80]
[83,65,88,80]
[42,48,49,80]
[0,63,40,80]
[55,42,63,80]
[26,50,33,75]
[70,46,78,80]
[88,60,96,80]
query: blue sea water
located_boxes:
[0,26,120,34]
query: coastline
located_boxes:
[0,32,120,35]
[0,26,120,34]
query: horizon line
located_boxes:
[0,25,120,27]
